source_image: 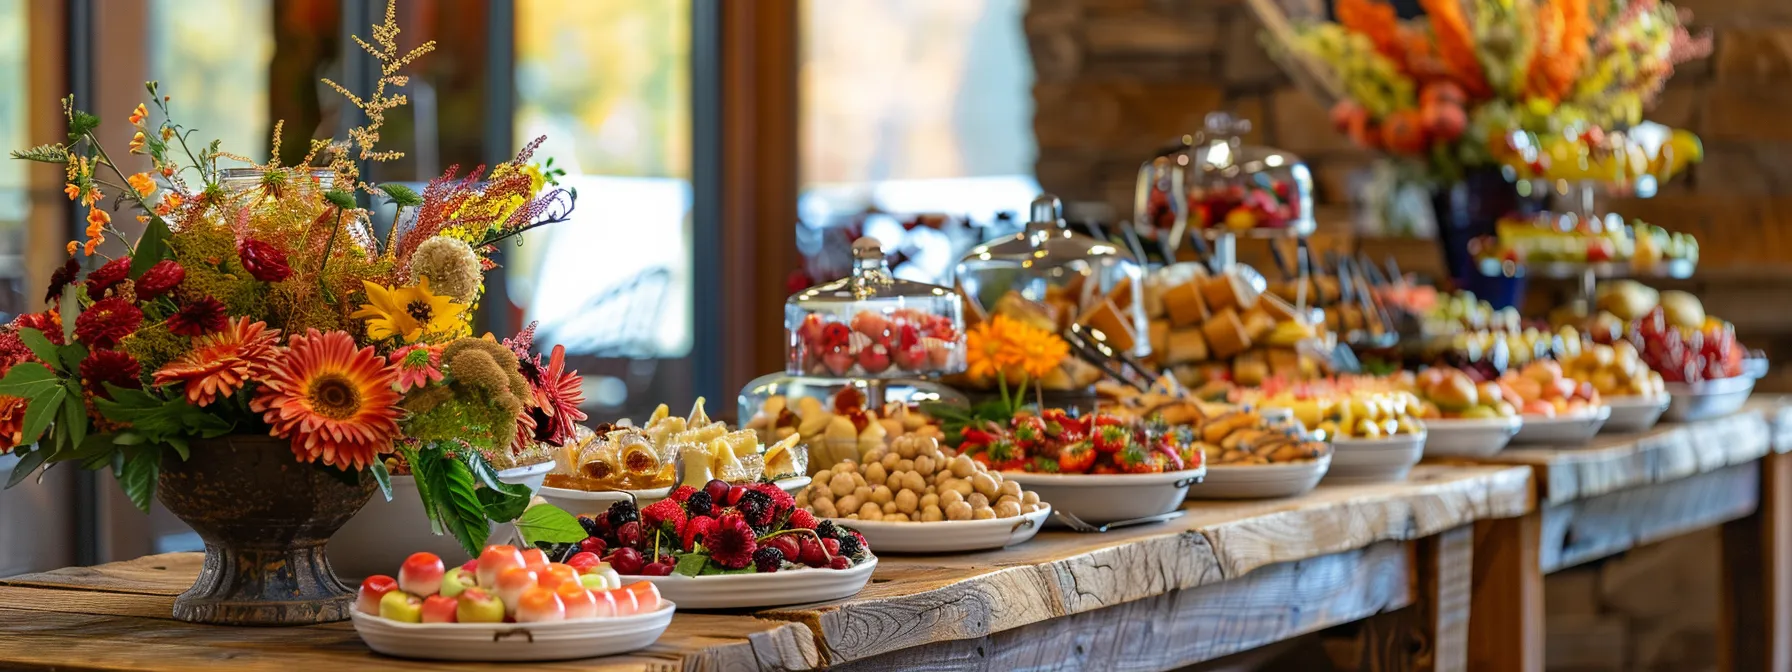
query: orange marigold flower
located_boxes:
[128,131,147,154]
[83,239,100,256]
[80,186,102,207]
[127,172,156,198]
[66,241,78,256]
[63,183,80,201]
[86,208,110,231]
[251,329,403,471]
[129,103,147,125]
[152,317,282,407]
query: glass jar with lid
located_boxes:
[1138,112,1316,246]
[786,237,966,379]
[953,194,1150,357]
[738,374,967,474]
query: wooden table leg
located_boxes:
[1345,527,1473,672]
[1468,511,1543,672]
[1721,451,1792,672]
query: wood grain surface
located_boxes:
[828,540,1414,672]
[1721,451,1792,672]
[1469,511,1544,672]
[1540,462,1761,572]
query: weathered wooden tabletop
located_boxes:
[0,464,1534,671]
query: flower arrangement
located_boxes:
[928,315,1069,443]
[1286,0,1711,182]
[1,1,585,556]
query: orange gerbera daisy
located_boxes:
[152,317,282,407]
[251,329,402,470]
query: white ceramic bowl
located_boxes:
[1512,406,1611,446]
[824,504,1051,553]
[1192,455,1330,499]
[330,461,556,580]
[1665,376,1757,422]
[632,556,876,609]
[1004,467,1204,525]
[1601,395,1670,434]
[351,600,675,661]
[1325,432,1426,484]
[1421,416,1523,458]
[538,477,811,518]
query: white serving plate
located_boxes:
[1326,432,1426,484]
[1665,375,1757,422]
[1601,395,1670,434]
[1192,455,1329,499]
[1421,416,1523,458]
[1512,406,1611,446]
[352,600,675,662]
[330,461,556,580]
[631,556,876,609]
[538,476,811,518]
[823,504,1051,553]
[1004,467,1205,525]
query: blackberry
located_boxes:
[577,515,603,537]
[684,490,714,517]
[737,489,775,527]
[835,528,864,557]
[607,500,640,528]
[815,520,840,540]
[752,546,785,573]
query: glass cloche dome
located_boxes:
[1137,112,1316,243]
[954,194,1150,357]
[786,237,965,379]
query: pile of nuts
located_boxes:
[797,435,1045,522]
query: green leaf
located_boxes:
[58,381,86,453]
[324,189,358,211]
[408,446,447,535]
[673,552,710,577]
[68,110,100,141]
[17,329,59,371]
[49,431,121,464]
[59,285,79,344]
[377,183,423,208]
[165,437,189,461]
[9,143,69,164]
[477,486,530,524]
[57,343,88,374]
[0,363,61,398]
[371,458,393,502]
[5,447,48,488]
[130,217,174,278]
[515,504,588,546]
[699,563,755,576]
[21,385,65,445]
[438,458,491,557]
[118,446,159,513]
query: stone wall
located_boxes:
[1027,2,1790,671]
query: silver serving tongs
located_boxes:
[1062,324,1158,392]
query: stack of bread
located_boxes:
[1140,265,1330,387]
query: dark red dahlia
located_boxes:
[134,260,185,299]
[14,311,62,345]
[641,498,687,538]
[78,349,142,398]
[44,258,80,304]
[236,238,292,282]
[73,297,142,349]
[682,515,716,552]
[167,296,228,337]
[83,256,131,296]
[707,514,758,569]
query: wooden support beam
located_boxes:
[1468,511,1543,672]
[1542,462,1760,573]
[1722,451,1792,672]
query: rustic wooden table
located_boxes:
[0,464,1534,671]
[1440,400,1792,672]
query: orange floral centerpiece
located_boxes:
[0,1,586,625]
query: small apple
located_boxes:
[356,575,398,616]
[538,564,581,591]
[455,587,506,623]
[579,572,612,591]
[378,590,423,623]
[822,347,853,376]
[399,552,445,597]
[440,567,475,598]
[607,587,640,616]
[626,581,662,612]
[519,548,551,572]
[850,311,891,339]
[589,587,618,617]
[857,344,891,374]
[556,583,599,620]
[565,552,603,574]
[515,587,565,623]
[891,342,927,371]
[476,545,526,587]
[420,594,458,624]
[496,566,540,613]
[460,558,478,574]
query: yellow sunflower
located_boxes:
[350,277,468,343]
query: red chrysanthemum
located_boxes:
[152,317,281,406]
[787,508,818,531]
[237,238,293,282]
[0,396,26,454]
[134,260,185,299]
[167,296,229,337]
[73,297,143,349]
[707,514,758,570]
[641,498,688,538]
[251,329,403,470]
[526,344,587,446]
[83,256,132,297]
[682,515,717,552]
[79,349,142,398]
[0,331,33,374]
[44,258,79,304]
[15,311,62,346]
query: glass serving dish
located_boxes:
[787,237,966,379]
[738,373,967,474]
[954,194,1150,357]
[1137,112,1316,244]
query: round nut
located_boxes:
[999,479,1022,499]
[921,505,945,522]
[886,512,910,523]
[906,472,927,493]
[864,462,888,487]
[882,500,898,514]
[896,438,918,459]
[813,499,838,518]
[972,506,997,520]
[852,485,872,502]
[838,460,859,475]
[837,495,862,516]
[859,501,883,519]
[971,472,999,498]
[1022,491,1040,506]
[995,501,1022,518]
[946,501,973,521]
[870,485,894,505]
[941,489,964,505]
[919,492,940,510]
[950,455,975,478]
[996,494,1019,507]
[895,488,919,514]
[914,454,936,477]
[897,459,915,473]
[968,493,989,509]
[881,452,901,470]
[950,479,974,497]
[828,472,855,498]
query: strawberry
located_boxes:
[1092,463,1120,475]
[1041,409,1084,437]
[1057,440,1095,473]
[1118,443,1162,474]
[1092,423,1131,454]
[1029,455,1061,473]
[1011,416,1047,450]
[960,428,999,452]
[983,438,1027,472]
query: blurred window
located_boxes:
[147,0,274,164]
[0,0,26,316]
